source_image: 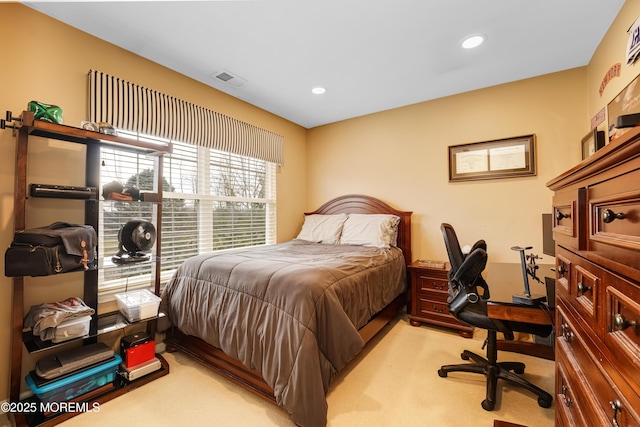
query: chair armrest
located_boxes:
[486,301,554,325]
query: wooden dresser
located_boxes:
[408,261,474,338]
[547,127,640,426]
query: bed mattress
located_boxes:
[159,239,406,427]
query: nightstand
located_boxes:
[407,260,474,338]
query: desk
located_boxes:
[484,263,555,361]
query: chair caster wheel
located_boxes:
[481,399,495,411]
[461,352,470,360]
[514,367,525,374]
[538,397,552,408]
[437,369,448,378]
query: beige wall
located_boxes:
[1,0,639,406]
[307,69,587,263]
[0,4,307,402]
[588,1,640,130]
[307,1,640,265]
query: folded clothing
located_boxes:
[23,297,95,341]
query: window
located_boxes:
[98,131,276,299]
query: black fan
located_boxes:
[112,219,156,264]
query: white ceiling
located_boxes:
[25,1,626,129]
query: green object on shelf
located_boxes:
[27,100,63,124]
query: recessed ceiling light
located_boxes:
[311,87,326,95]
[461,34,485,49]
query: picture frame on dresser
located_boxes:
[607,72,640,142]
[581,129,605,160]
[448,134,536,182]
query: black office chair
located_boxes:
[437,223,553,411]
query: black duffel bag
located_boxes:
[5,222,97,277]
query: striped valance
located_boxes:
[88,70,284,165]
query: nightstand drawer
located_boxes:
[416,296,450,317]
[415,275,449,293]
[417,288,449,303]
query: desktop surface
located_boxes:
[484,262,554,304]
[484,263,555,360]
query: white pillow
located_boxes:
[295,214,348,244]
[339,214,401,248]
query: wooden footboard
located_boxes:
[164,292,406,403]
[165,330,277,403]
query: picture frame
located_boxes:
[581,129,605,160]
[448,134,536,182]
[607,72,640,141]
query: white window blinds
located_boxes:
[98,132,276,299]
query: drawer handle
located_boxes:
[432,281,446,291]
[556,211,570,222]
[561,385,572,408]
[561,323,574,342]
[602,208,626,223]
[609,399,621,427]
[432,304,445,313]
[577,281,592,295]
[613,313,637,331]
[557,264,567,276]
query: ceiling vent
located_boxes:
[212,69,247,88]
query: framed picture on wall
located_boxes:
[448,134,536,182]
[581,129,606,160]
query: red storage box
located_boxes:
[123,340,155,369]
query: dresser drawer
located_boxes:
[588,168,640,270]
[557,306,640,426]
[552,187,586,251]
[556,248,603,335]
[556,350,588,427]
[573,257,603,335]
[604,271,640,396]
[555,250,572,297]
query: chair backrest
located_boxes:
[446,245,489,316]
[441,223,490,299]
[441,223,465,276]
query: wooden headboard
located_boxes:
[306,194,413,266]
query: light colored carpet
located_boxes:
[57,314,555,427]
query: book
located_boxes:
[416,259,446,269]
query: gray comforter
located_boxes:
[160,240,406,427]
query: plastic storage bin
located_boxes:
[26,354,122,404]
[51,315,92,343]
[115,290,161,322]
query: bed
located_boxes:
[160,194,412,427]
